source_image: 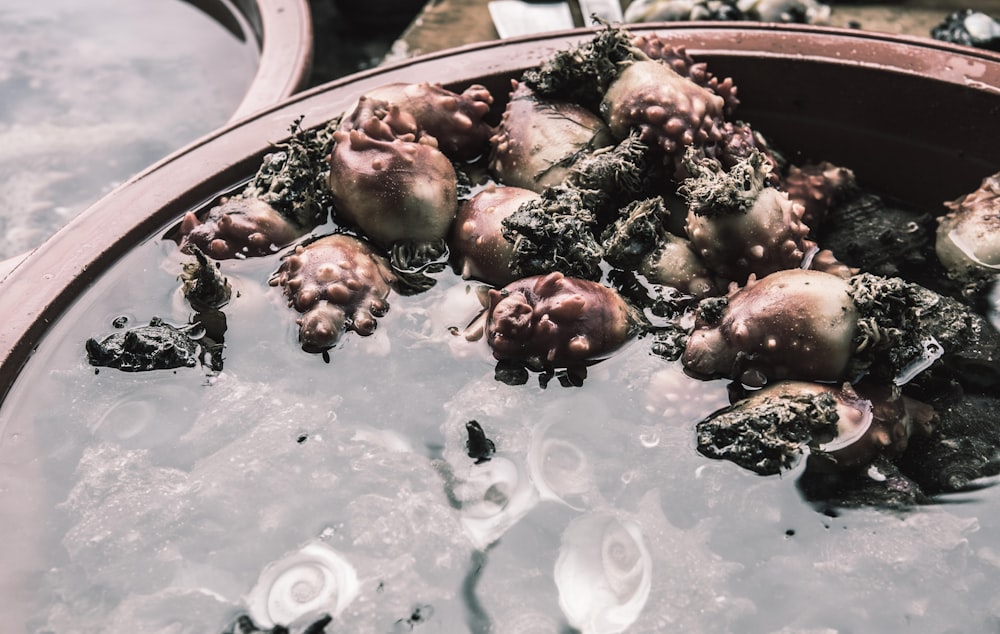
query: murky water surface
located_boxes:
[1,177,1000,633]
[0,0,258,260]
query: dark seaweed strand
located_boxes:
[521,23,640,109]
[696,391,840,476]
[243,116,341,228]
[501,186,604,280]
[678,146,769,217]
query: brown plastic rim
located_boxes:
[188,0,314,121]
[0,24,998,405]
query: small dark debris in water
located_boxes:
[111,315,129,328]
[322,350,331,364]
[784,529,795,538]
[220,612,331,634]
[390,239,450,295]
[394,604,435,631]
[297,433,309,444]
[537,367,587,389]
[465,420,496,464]
[86,316,200,372]
[931,9,1000,51]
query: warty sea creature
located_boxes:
[466,272,642,372]
[269,234,397,353]
[328,108,458,249]
[449,183,540,286]
[489,81,616,193]
[935,170,1000,288]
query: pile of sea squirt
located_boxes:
[87,25,1000,518]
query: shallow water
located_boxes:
[0,0,258,260]
[1,170,1000,633]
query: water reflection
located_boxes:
[0,0,258,259]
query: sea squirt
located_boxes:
[683,268,858,386]
[269,234,396,353]
[449,183,540,286]
[178,196,311,260]
[471,272,642,371]
[328,107,458,248]
[681,148,813,284]
[489,81,615,192]
[352,81,494,161]
[935,170,1000,286]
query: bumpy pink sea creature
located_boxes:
[449,184,540,286]
[780,161,857,230]
[467,272,640,370]
[711,121,782,184]
[328,114,458,248]
[177,196,311,260]
[683,268,859,386]
[629,35,739,116]
[935,170,1000,283]
[489,81,615,192]
[681,149,811,283]
[601,59,727,174]
[268,234,396,353]
[696,379,935,475]
[354,82,494,161]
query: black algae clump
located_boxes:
[566,133,655,221]
[243,116,339,228]
[696,391,841,475]
[502,186,604,280]
[521,24,638,109]
[602,197,671,270]
[86,317,200,372]
[848,273,1000,388]
[679,147,769,217]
